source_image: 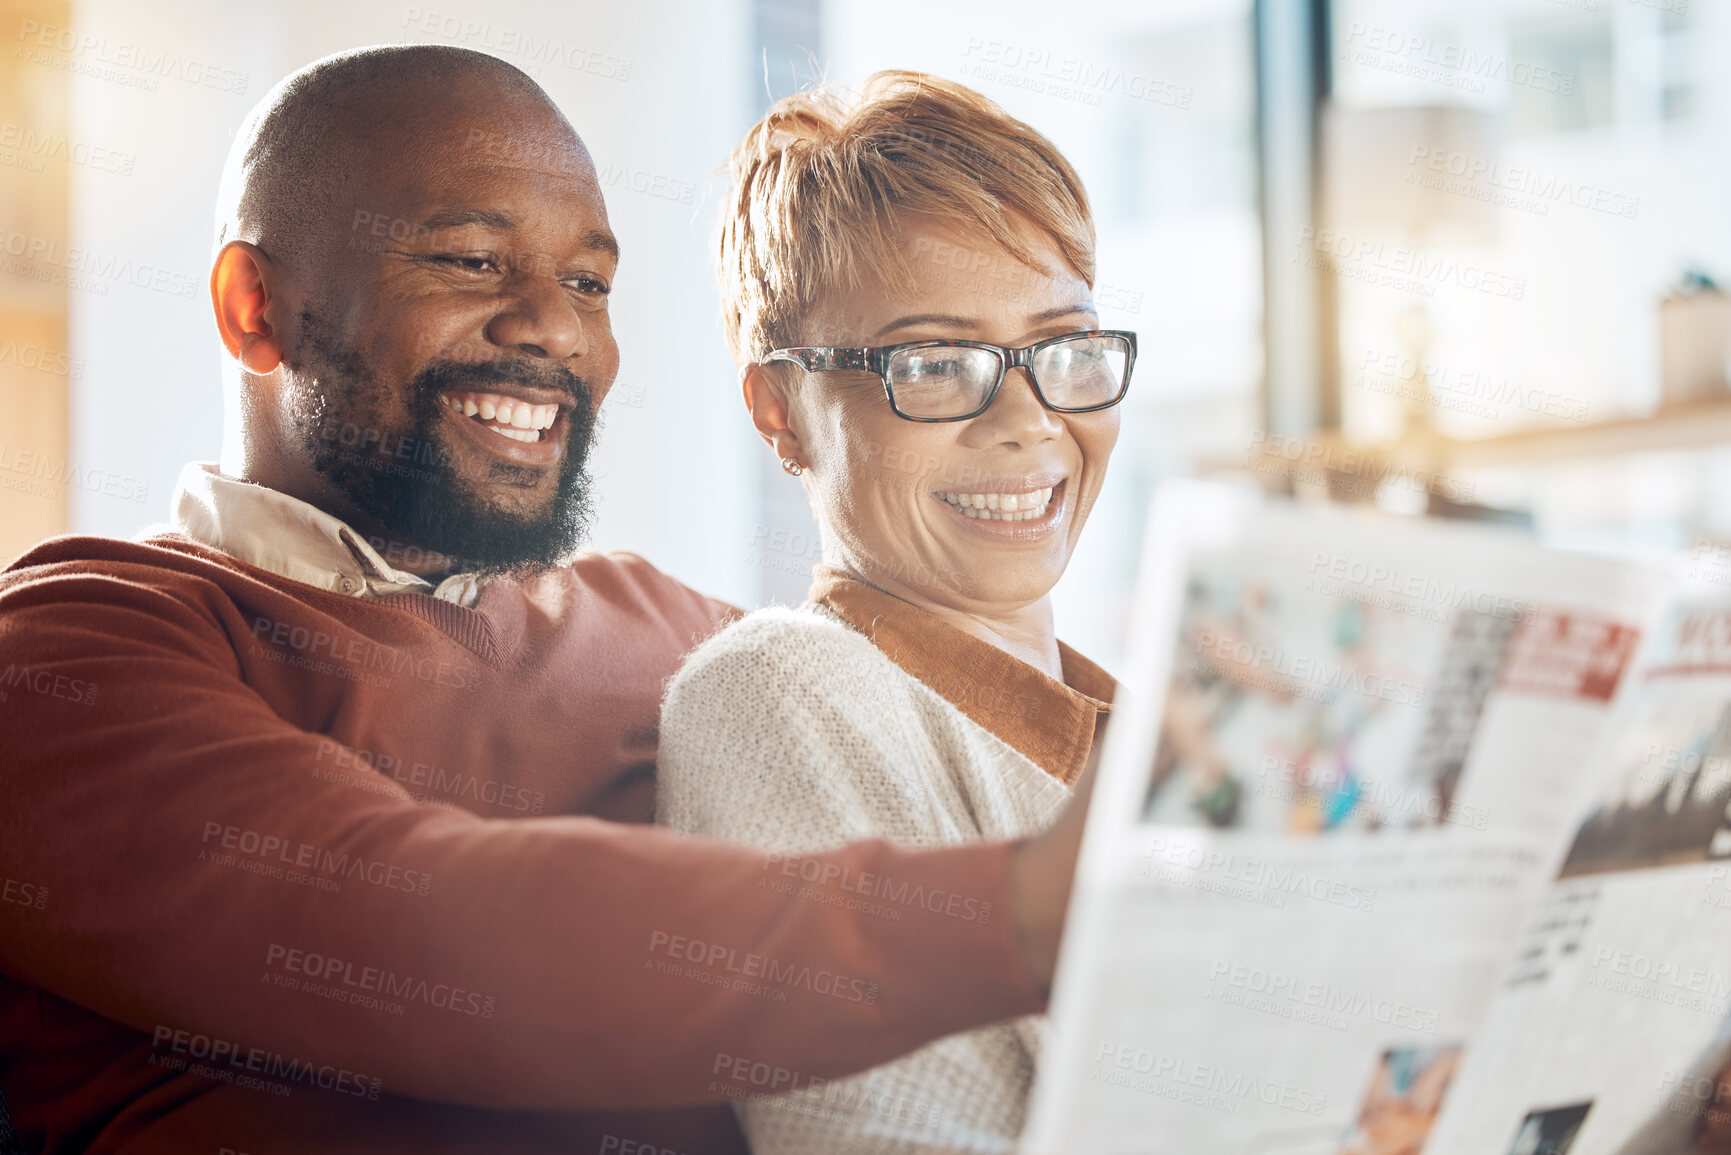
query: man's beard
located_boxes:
[285,309,599,577]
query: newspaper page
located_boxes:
[1022,483,1667,1155]
[1422,598,1731,1155]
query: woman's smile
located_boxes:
[932,477,1068,539]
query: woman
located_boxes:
[657,71,1131,1154]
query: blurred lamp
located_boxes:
[1323,104,1501,435]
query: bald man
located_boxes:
[0,46,1086,1154]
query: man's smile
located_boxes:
[438,390,564,443]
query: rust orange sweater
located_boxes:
[0,533,1043,1153]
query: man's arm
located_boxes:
[1008,750,1094,994]
[0,563,1052,1112]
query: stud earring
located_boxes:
[780,457,804,476]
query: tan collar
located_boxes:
[809,565,1114,786]
[169,462,484,607]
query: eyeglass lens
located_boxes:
[885,334,1129,419]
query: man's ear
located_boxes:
[210,241,286,375]
[742,361,807,468]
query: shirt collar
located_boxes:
[170,462,485,607]
[808,564,1114,786]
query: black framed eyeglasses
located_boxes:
[762,329,1137,422]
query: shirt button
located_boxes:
[339,576,357,593]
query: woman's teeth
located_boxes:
[938,486,1056,521]
[438,392,560,444]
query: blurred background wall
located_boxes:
[3,0,1727,678]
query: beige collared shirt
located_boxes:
[168,461,485,607]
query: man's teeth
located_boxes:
[937,486,1056,521]
[438,392,561,442]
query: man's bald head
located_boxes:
[216,44,589,272]
[209,43,621,577]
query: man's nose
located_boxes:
[485,268,586,360]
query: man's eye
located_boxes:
[428,254,497,273]
[564,276,611,296]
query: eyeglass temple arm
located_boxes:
[764,347,873,373]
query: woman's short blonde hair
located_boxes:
[717,70,1096,365]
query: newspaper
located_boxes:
[1423,599,1731,1155]
[1023,483,1668,1155]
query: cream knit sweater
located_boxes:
[657,604,1074,1155]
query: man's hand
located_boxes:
[1007,754,1098,995]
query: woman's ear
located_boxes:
[211,241,286,376]
[742,361,808,469]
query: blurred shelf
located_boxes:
[1441,397,1731,471]
[1207,397,1731,521]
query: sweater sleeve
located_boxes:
[0,562,1043,1113]
[657,612,1043,1154]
